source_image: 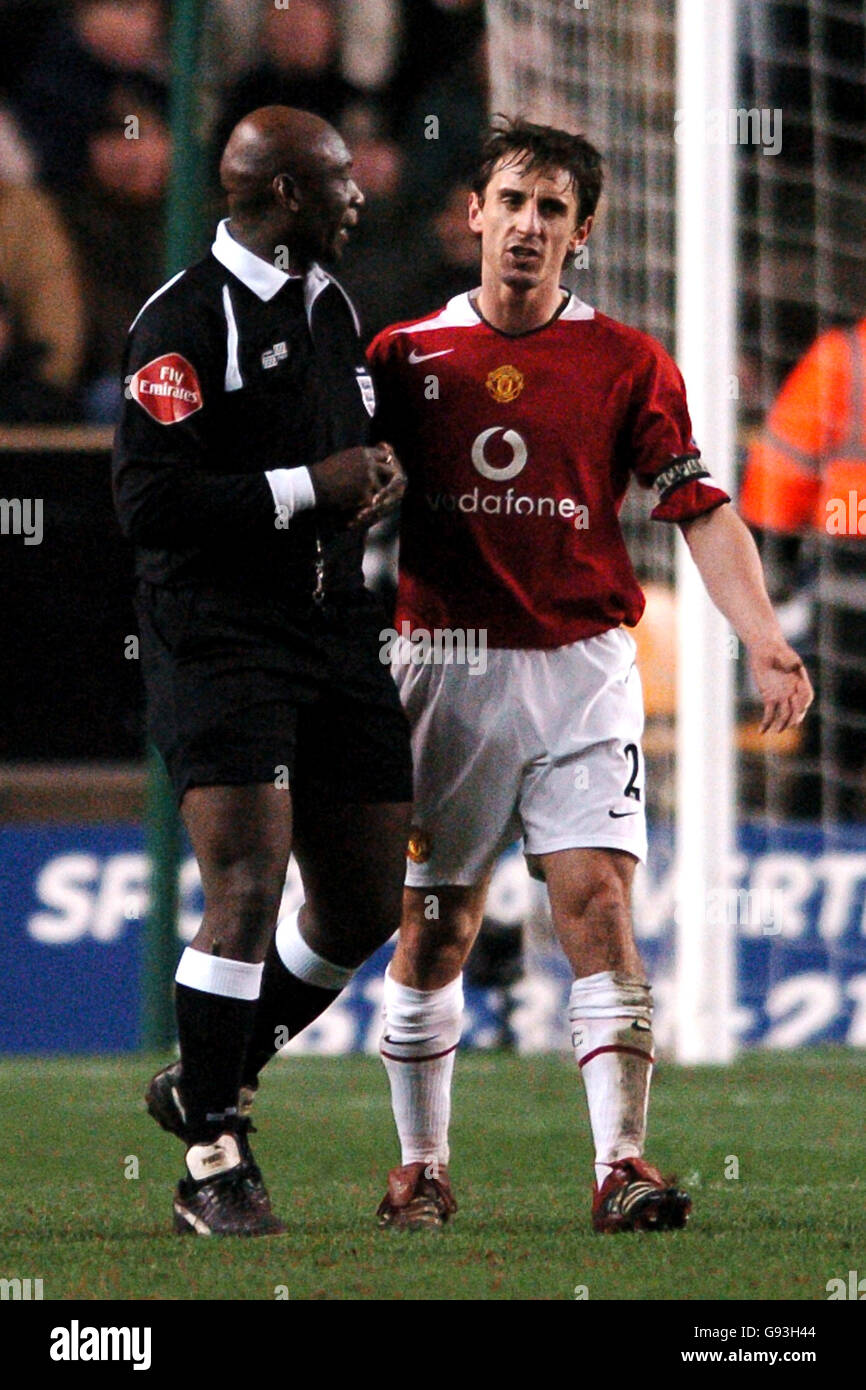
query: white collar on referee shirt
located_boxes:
[213,218,303,298]
[212,219,359,332]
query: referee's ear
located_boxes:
[273,172,301,212]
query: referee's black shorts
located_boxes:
[135,582,413,806]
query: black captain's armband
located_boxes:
[653,454,710,501]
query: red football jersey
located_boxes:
[368,291,729,648]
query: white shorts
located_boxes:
[394,626,647,887]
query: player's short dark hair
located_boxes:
[472,116,604,225]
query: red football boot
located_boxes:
[592,1156,691,1233]
[376,1161,458,1231]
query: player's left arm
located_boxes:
[678,504,814,733]
[628,337,814,734]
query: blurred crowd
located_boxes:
[0,0,487,423]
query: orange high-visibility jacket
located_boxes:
[741,318,866,536]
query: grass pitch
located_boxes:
[0,1049,861,1301]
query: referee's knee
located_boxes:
[199,863,284,953]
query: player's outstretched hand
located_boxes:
[748,638,814,733]
[309,444,401,515]
[349,442,406,531]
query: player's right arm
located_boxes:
[112,287,397,547]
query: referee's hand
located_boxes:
[309,444,404,522]
[350,442,406,530]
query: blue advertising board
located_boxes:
[1,821,865,1053]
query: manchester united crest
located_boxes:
[486,364,525,403]
[407,826,432,864]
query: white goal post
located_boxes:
[673,0,737,1062]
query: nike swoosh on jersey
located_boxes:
[608,809,639,818]
[408,348,454,364]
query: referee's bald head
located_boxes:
[220,106,337,211]
[219,106,362,265]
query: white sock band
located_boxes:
[275,907,356,991]
[174,947,263,1001]
[380,968,464,1061]
[568,970,653,1023]
[380,967,464,1168]
[568,971,654,1069]
[568,971,654,1174]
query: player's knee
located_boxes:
[569,872,632,932]
[205,862,282,936]
[396,901,477,988]
[411,933,470,988]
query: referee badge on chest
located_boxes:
[355,365,376,417]
[261,341,289,369]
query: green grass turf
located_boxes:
[0,1048,862,1301]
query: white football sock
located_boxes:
[568,971,654,1187]
[380,967,464,1173]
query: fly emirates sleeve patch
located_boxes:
[127,353,204,425]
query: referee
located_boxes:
[113,107,413,1237]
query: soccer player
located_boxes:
[366,118,814,1233]
[113,106,412,1236]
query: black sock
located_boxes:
[175,982,259,1145]
[241,934,340,1088]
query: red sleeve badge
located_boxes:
[128,353,203,424]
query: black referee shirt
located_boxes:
[112,219,376,599]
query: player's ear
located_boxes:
[273,172,301,212]
[468,190,484,233]
[569,212,593,253]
